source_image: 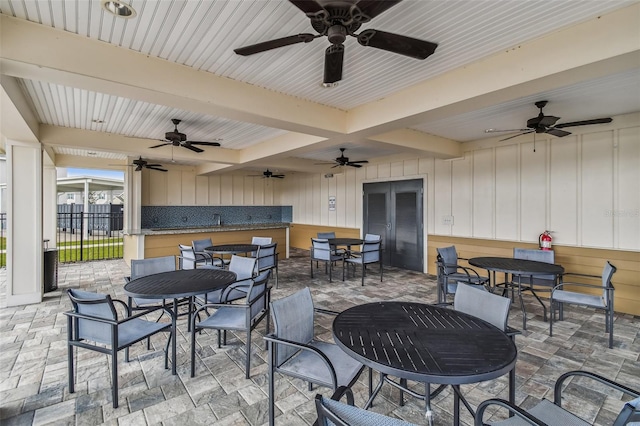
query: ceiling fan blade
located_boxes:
[288,0,323,14]
[188,141,221,146]
[273,175,285,178]
[347,163,363,168]
[539,115,560,127]
[355,0,403,20]
[147,166,168,172]
[357,29,437,59]
[234,34,317,56]
[499,131,533,142]
[182,144,204,153]
[135,165,143,171]
[145,163,163,167]
[347,160,368,164]
[485,128,530,134]
[324,44,344,84]
[149,142,170,148]
[554,118,612,129]
[545,128,572,138]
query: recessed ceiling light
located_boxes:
[92,119,106,124]
[321,82,339,88]
[87,152,97,156]
[101,0,136,18]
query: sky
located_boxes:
[66,168,124,180]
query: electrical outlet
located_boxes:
[442,215,454,226]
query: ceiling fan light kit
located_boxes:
[234,0,438,85]
[485,100,612,142]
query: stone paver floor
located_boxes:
[1,249,638,425]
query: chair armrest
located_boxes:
[314,307,340,316]
[221,281,251,302]
[554,370,639,406]
[475,398,547,426]
[124,276,131,283]
[552,282,613,292]
[561,272,602,280]
[64,304,170,325]
[329,385,355,405]
[505,326,521,339]
[193,301,247,319]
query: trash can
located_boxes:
[44,248,58,292]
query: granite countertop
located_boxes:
[124,223,290,236]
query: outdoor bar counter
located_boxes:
[123,223,289,264]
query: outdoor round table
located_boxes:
[327,238,364,258]
[468,257,564,329]
[333,301,517,425]
[204,244,259,256]
[124,268,236,375]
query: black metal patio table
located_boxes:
[468,257,564,329]
[205,243,259,256]
[333,301,517,425]
[124,268,236,374]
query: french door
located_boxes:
[363,179,423,271]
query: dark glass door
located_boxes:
[363,179,423,271]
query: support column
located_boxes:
[43,151,57,248]
[6,138,43,306]
[122,164,144,265]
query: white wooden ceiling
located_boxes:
[1,0,638,172]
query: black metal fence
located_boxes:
[0,207,124,267]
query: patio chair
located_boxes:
[125,255,176,316]
[315,386,418,426]
[318,231,346,257]
[550,261,617,348]
[250,236,272,256]
[342,237,382,286]
[255,242,279,288]
[474,370,639,425]
[196,255,258,305]
[178,244,223,270]
[265,287,364,426]
[311,238,344,282]
[191,270,271,379]
[65,289,171,408]
[511,248,557,320]
[436,245,489,303]
[192,238,226,268]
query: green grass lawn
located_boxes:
[0,236,123,266]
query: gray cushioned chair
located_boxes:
[265,287,364,426]
[125,255,176,316]
[512,248,557,321]
[255,242,278,288]
[318,231,346,257]
[178,244,223,270]
[436,245,489,303]
[550,261,617,348]
[65,289,171,408]
[316,386,418,426]
[342,237,382,286]
[474,370,639,425]
[311,238,344,282]
[191,270,271,379]
[196,255,257,305]
[192,238,226,268]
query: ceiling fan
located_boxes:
[150,119,222,153]
[250,169,286,179]
[485,100,613,141]
[132,157,167,172]
[317,147,369,168]
[234,0,438,85]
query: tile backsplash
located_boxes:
[141,205,292,229]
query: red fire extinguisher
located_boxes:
[539,231,553,250]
